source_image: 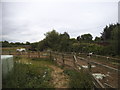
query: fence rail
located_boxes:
[77,56,120,72]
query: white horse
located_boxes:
[16,48,26,52]
[87,52,93,57]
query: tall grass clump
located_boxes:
[2,60,53,88]
[63,69,94,89]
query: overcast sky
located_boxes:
[1,0,119,43]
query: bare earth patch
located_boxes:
[49,65,69,88]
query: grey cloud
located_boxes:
[2,1,118,42]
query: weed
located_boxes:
[3,59,54,88]
[63,69,94,89]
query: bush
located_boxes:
[72,43,104,54]
[63,69,93,89]
[3,63,53,88]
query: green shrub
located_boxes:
[3,63,53,88]
[63,69,93,89]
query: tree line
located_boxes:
[2,23,120,56]
[1,41,30,47]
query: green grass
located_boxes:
[3,57,54,88]
[63,69,94,89]
[31,57,55,65]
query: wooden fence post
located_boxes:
[38,51,40,58]
[53,52,57,63]
[9,51,10,55]
[28,51,30,58]
[73,55,77,67]
[88,62,91,72]
[87,54,92,72]
[56,52,57,62]
[62,54,65,67]
[50,51,52,60]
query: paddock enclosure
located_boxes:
[2,50,120,88]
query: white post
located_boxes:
[0,55,2,90]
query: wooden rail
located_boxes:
[77,56,120,72]
[78,53,120,61]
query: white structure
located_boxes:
[92,73,106,80]
[106,57,110,59]
[88,52,93,56]
[1,55,14,78]
[0,55,2,89]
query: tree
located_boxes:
[59,32,70,52]
[94,37,101,42]
[2,41,10,47]
[30,42,39,51]
[101,24,117,41]
[26,41,30,45]
[81,34,93,42]
[110,24,120,55]
[77,36,81,42]
[100,23,120,56]
[62,32,70,39]
[44,29,60,51]
[37,39,49,51]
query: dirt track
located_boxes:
[49,65,69,88]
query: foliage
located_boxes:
[37,30,72,52]
[94,36,101,42]
[59,32,71,52]
[2,58,54,88]
[80,33,93,42]
[100,23,120,55]
[29,42,39,51]
[44,30,60,51]
[37,40,48,51]
[63,69,93,88]
[2,41,31,47]
[72,43,104,54]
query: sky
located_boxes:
[1,0,119,43]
